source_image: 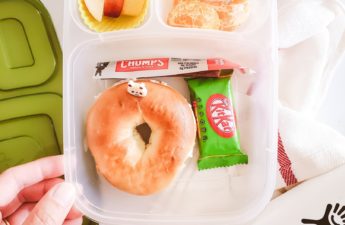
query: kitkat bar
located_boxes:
[187,77,248,170]
[93,57,247,79]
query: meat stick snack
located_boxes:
[187,77,248,170]
[93,57,246,79]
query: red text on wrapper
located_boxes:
[206,94,236,138]
[115,58,169,72]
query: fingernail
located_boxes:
[51,182,76,206]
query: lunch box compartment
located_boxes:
[156,0,272,34]
[70,0,272,35]
[64,36,277,225]
[63,0,278,224]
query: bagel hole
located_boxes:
[136,123,152,145]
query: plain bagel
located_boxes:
[86,80,196,195]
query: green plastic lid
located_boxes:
[0,0,62,173]
[0,1,97,223]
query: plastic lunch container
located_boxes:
[63,0,278,224]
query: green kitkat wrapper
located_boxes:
[187,77,248,170]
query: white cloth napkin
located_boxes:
[278,0,345,113]
[276,105,345,189]
[276,0,345,190]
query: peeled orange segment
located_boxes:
[173,0,190,6]
[220,3,249,31]
[200,0,249,31]
[79,0,149,32]
[169,0,249,31]
[168,1,221,30]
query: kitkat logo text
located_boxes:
[206,94,236,138]
[115,58,169,72]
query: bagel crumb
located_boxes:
[149,79,160,84]
[94,93,102,100]
[83,138,89,152]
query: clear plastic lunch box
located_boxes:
[63,0,278,224]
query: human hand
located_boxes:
[302,203,345,225]
[0,156,82,225]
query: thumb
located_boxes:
[23,182,76,225]
[301,218,320,224]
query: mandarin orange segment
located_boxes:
[212,1,249,31]
[168,0,249,31]
[168,1,221,30]
[200,0,249,31]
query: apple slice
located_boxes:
[122,0,145,16]
[84,0,104,22]
[104,0,124,18]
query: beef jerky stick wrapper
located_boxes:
[187,77,248,170]
[93,58,248,79]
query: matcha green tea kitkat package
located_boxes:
[188,77,248,170]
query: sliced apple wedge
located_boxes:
[104,0,124,18]
[122,0,146,16]
[84,0,104,22]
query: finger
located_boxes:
[19,178,64,202]
[0,155,64,207]
[0,178,63,218]
[63,217,83,225]
[323,204,333,217]
[66,206,83,220]
[23,182,76,225]
[4,201,81,223]
[6,203,35,225]
[3,180,81,221]
[338,205,345,215]
[334,203,340,213]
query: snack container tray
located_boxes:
[63,0,278,224]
